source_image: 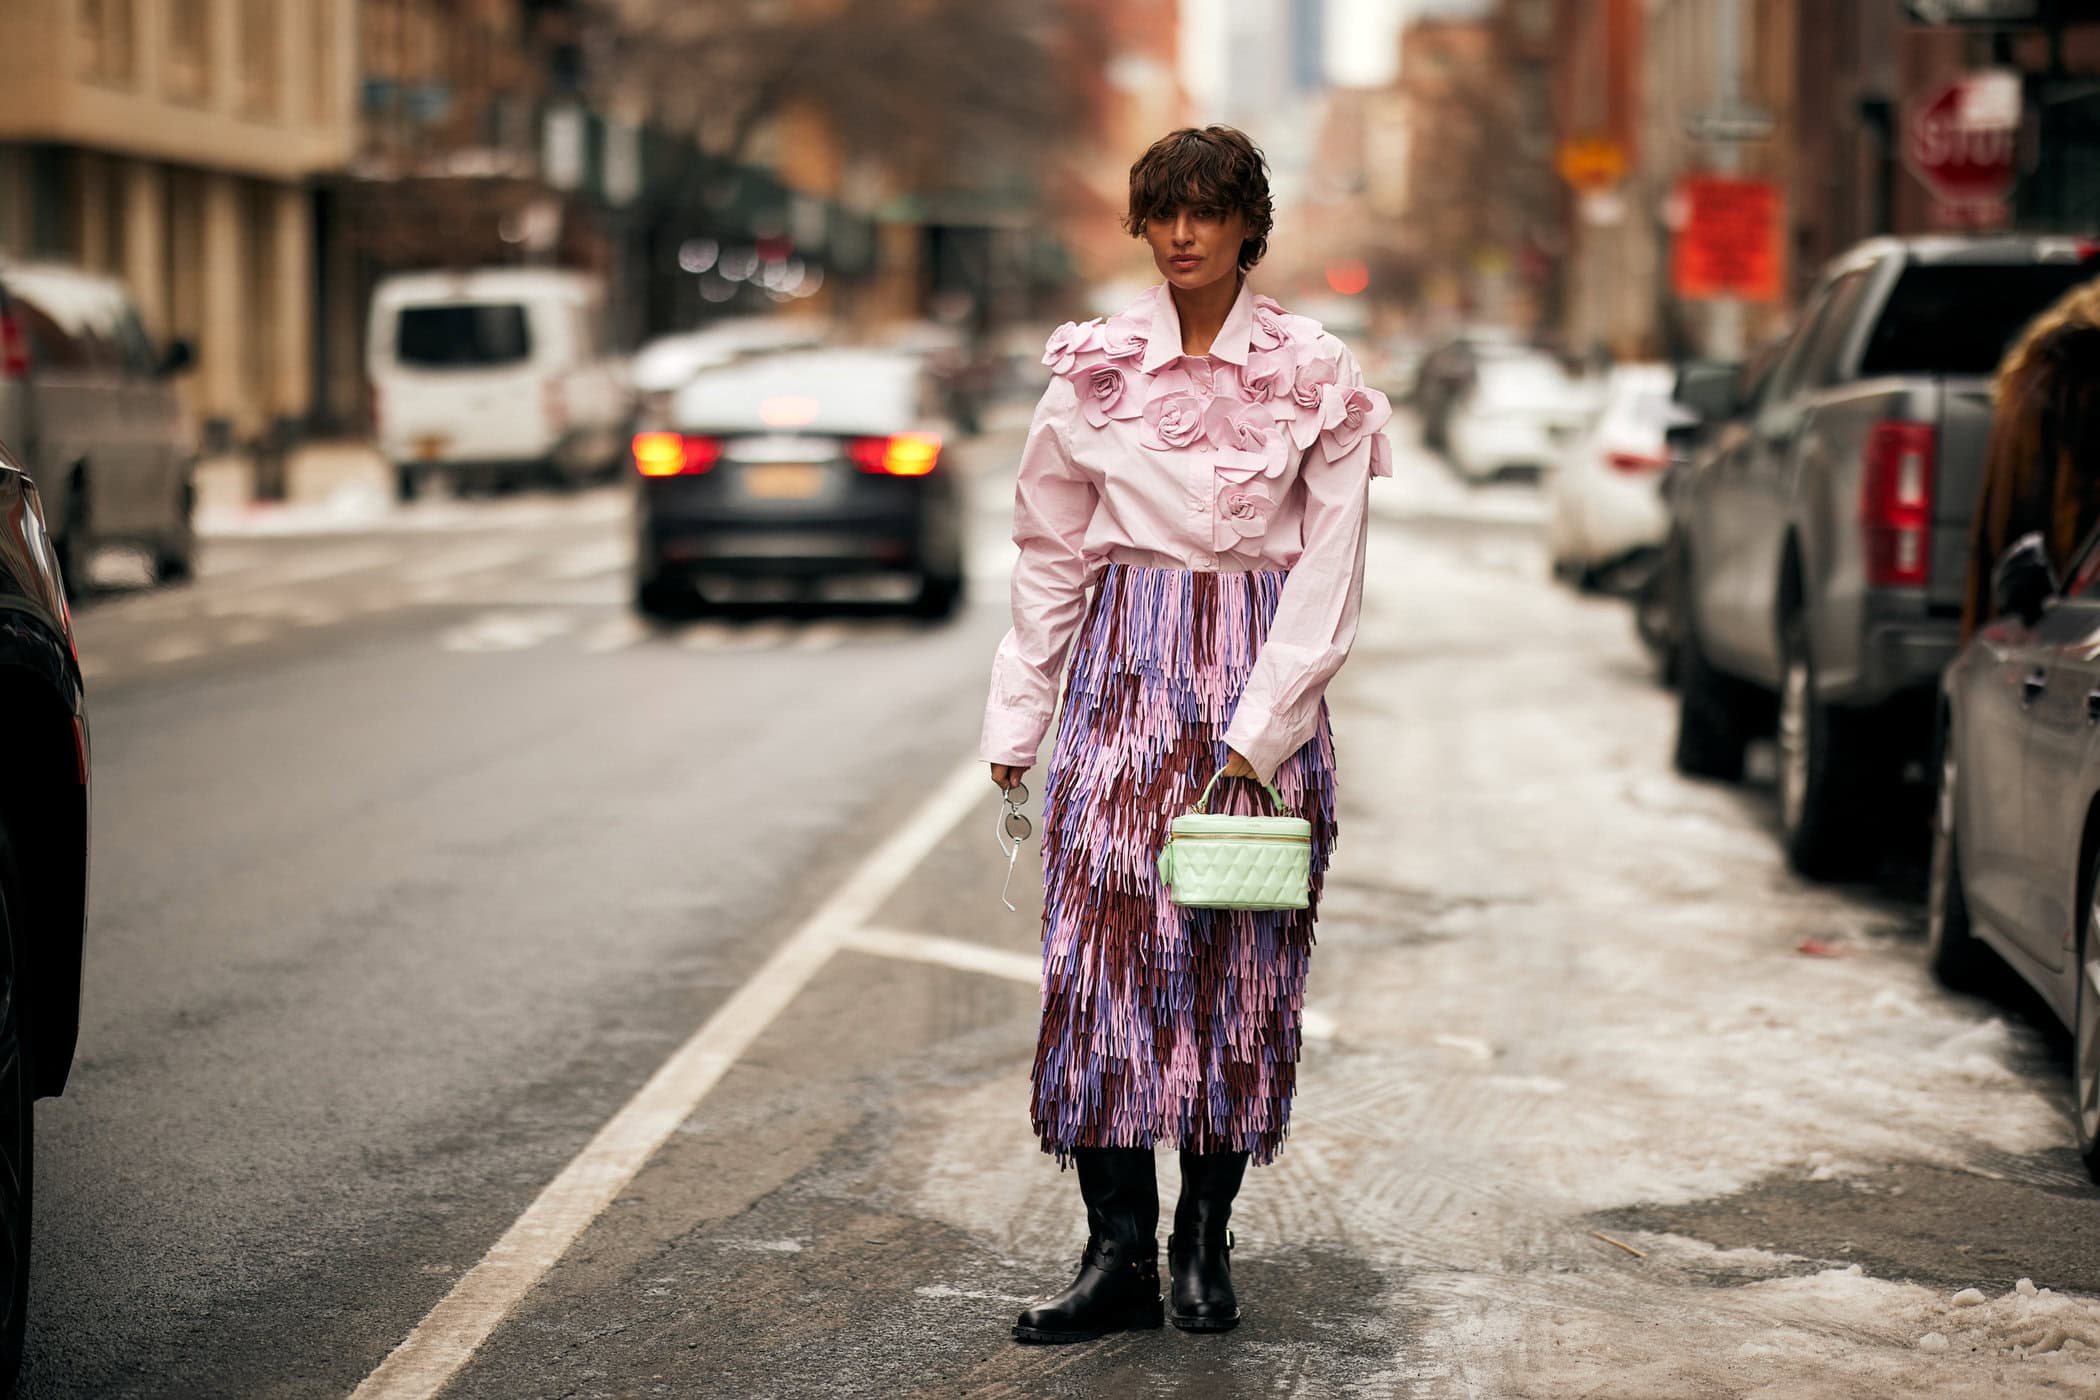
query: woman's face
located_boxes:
[1144,203,1248,292]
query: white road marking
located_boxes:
[438,612,576,653]
[543,540,632,581]
[787,622,848,652]
[580,615,649,653]
[401,542,534,585]
[840,926,1041,984]
[348,757,992,1400]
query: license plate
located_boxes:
[413,434,449,462]
[740,463,825,500]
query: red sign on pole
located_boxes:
[1672,176,1783,303]
[1904,73,2019,210]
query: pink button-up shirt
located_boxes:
[981,280,1392,783]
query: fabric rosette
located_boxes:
[1143,390,1209,450]
[1041,319,1105,375]
[1098,319,1148,363]
[1318,382,1394,461]
[1075,360,1145,428]
[1214,480,1274,551]
[1239,348,1296,404]
[1285,356,1341,448]
[1202,396,1287,480]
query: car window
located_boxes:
[394,303,532,369]
[1859,263,2099,377]
[113,305,158,378]
[1763,289,1843,408]
[1798,269,1875,388]
[674,352,921,435]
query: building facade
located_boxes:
[0,0,358,444]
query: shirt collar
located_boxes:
[1140,278,1257,373]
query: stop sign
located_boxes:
[1905,74,2020,206]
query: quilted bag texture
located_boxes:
[1157,772,1312,911]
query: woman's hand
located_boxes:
[990,763,1030,792]
[1220,748,1258,781]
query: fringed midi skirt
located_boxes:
[1032,562,1337,1167]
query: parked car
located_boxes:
[1444,348,1588,483]
[0,438,90,1386]
[0,259,197,592]
[1413,325,1522,449]
[1932,529,2100,1181]
[367,269,633,501]
[1546,362,1685,588]
[631,349,966,619]
[1668,235,2100,877]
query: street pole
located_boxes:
[1709,0,1746,362]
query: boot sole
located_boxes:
[1012,1304,1165,1345]
[1168,1310,1241,1333]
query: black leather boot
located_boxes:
[1013,1148,1163,1344]
[1167,1149,1248,1332]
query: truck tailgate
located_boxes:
[1929,377,1994,614]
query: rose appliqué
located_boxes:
[1318,382,1395,459]
[1042,320,1104,375]
[1201,396,1286,480]
[1286,356,1340,447]
[1100,320,1147,362]
[1250,297,1290,351]
[1077,361,1144,428]
[1239,349,1294,404]
[1215,480,1274,550]
[1143,390,1209,450]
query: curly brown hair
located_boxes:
[1122,126,1274,272]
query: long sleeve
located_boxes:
[1223,353,1380,782]
[982,376,1098,767]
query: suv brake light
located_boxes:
[1606,450,1669,473]
[0,312,26,380]
[848,433,941,476]
[1862,421,1936,587]
[633,431,720,476]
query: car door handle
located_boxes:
[2023,668,2049,705]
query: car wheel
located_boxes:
[52,471,89,601]
[1634,556,1680,688]
[1777,613,1878,879]
[1671,562,1753,782]
[2076,846,2100,1184]
[634,576,691,620]
[394,465,420,504]
[0,825,33,1390]
[1926,744,1993,990]
[909,570,965,621]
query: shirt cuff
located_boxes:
[1221,707,1300,786]
[980,704,1052,768]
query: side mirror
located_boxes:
[1673,361,1741,424]
[1992,532,2058,626]
[159,338,195,377]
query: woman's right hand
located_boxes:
[990,763,1030,792]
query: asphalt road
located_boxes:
[23,412,2100,1398]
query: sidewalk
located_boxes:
[193,440,397,536]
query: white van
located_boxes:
[366,269,632,500]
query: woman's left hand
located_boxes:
[1220,748,1259,780]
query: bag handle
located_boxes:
[1189,767,1290,817]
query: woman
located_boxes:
[981,126,1390,1344]
[1965,281,2100,639]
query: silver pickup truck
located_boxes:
[1670,235,2100,878]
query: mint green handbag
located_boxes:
[1156,769,1312,911]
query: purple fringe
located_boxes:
[1032,563,1337,1166]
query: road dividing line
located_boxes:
[840,926,1041,985]
[348,756,994,1400]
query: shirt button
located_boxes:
[1195,552,1217,570]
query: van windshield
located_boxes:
[395,304,531,369]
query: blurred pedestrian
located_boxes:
[982,126,1390,1344]
[1966,281,2100,637]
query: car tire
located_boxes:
[0,825,33,1392]
[395,465,420,504]
[910,570,965,621]
[1634,552,1680,688]
[1926,743,1993,990]
[634,576,690,620]
[52,472,89,602]
[2076,844,2100,1184]
[1776,613,1878,880]
[1671,567,1753,782]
